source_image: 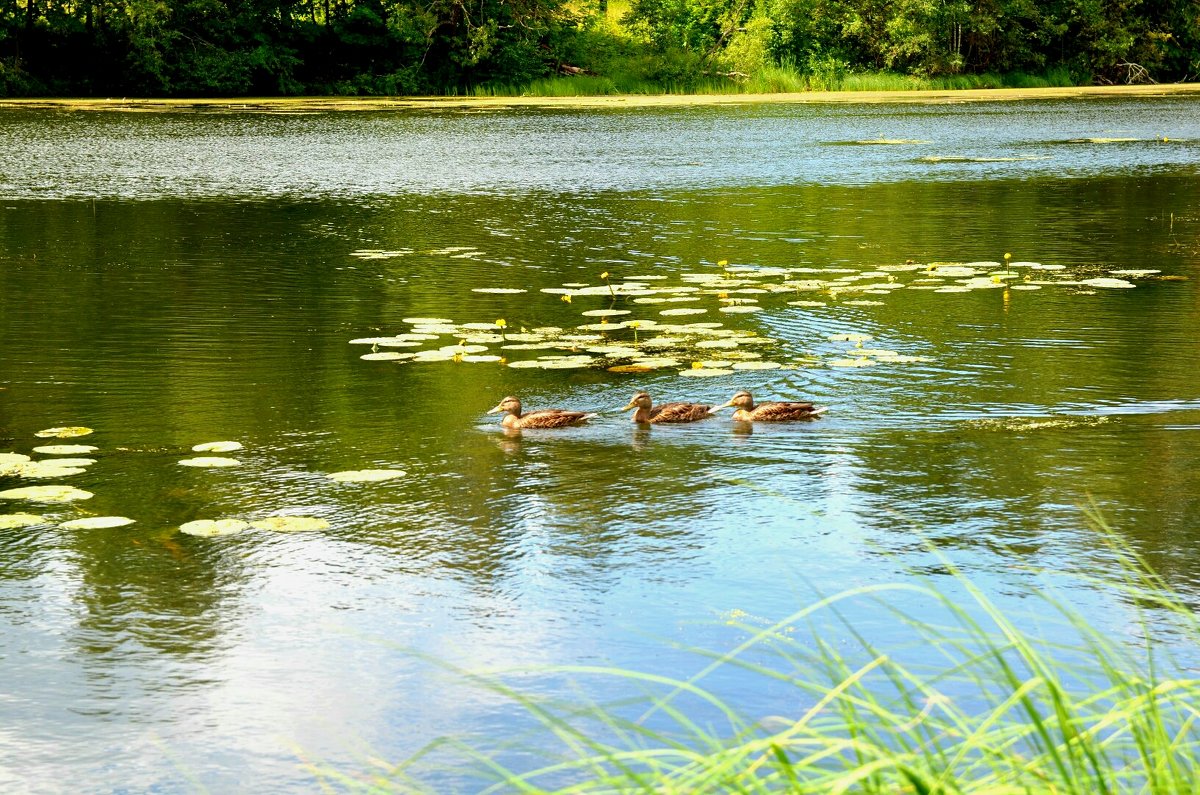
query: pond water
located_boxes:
[1,97,1199,791]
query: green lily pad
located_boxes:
[14,463,86,479]
[471,287,527,293]
[180,519,251,537]
[0,513,46,529]
[327,469,407,483]
[192,441,244,453]
[581,309,631,317]
[460,354,502,363]
[0,453,32,466]
[178,457,241,468]
[250,516,330,533]
[679,367,734,377]
[35,427,94,439]
[402,317,454,325]
[1009,284,1042,291]
[0,485,94,503]
[361,352,412,361]
[1081,277,1135,288]
[731,361,782,370]
[660,308,708,316]
[60,516,136,530]
[36,458,95,468]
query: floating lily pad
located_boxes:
[660,308,708,316]
[827,333,873,342]
[1081,277,1135,289]
[788,300,827,307]
[0,513,45,529]
[1009,284,1042,291]
[327,469,407,482]
[581,309,631,317]
[14,463,86,479]
[471,287,527,294]
[630,357,681,368]
[41,458,96,467]
[460,354,503,363]
[35,427,93,439]
[679,368,734,377]
[506,360,543,368]
[60,516,136,530]
[844,300,885,306]
[0,485,94,503]
[402,317,454,325]
[178,457,241,468]
[1110,269,1160,277]
[608,364,654,373]
[361,352,412,361]
[1,453,32,466]
[192,441,244,453]
[696,339,740,349]
[731,361,782,370]
[180,519,251,537]
[829,358,877,367]
[1029,263,1066,271]
[250,516,330,533]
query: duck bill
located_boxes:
[707,401,733,415]
[620,401,638,412]
[486,404,506,415]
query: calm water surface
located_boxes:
[1,98,1199,791]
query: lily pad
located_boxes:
[827,333,873,342]
[471,287,527,294]
[180,519,251,537]
[192,441,244,453]
[178,457,241,468]
[327,469,407,483]
[35,427,93,439]
[659,308,708,316]
[829,358,877,368]
[14,463,86,479]
[0,485,94,503]
[250,516,330,533]
[403,317,454,325]
[0,453,32,466]
[581,309,631,317]
[1081,277,1135,289]
[0,513,46,529]
[1110,269,1160,277]
[60,516,136,530]
[41,458,96,467]
[460,354,503,363]
[361,352,412,361]
[731,361,782,370]
[843,300,885,306]
[679,368,734,377]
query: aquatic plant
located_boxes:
[312,517,1200,793]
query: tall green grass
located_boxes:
[470,65,1081,97]
[314,514,1200,792]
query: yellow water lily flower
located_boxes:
[561,294,572,304]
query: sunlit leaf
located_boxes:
[180,519,251,537]
[843,300,885,306]
[1081,277,1136,288]
[678,368,733,377]
[178,457,241,468]
[829,358,877,367]
[471,288,527,293]
[250,516,330,533]
[0,513,45,529]
[1109,269,1160,277]
[192,441,244,453]
[659,308,708,316]
[607,364,654,373]
[34,427,94,439]
[402,317,454,325]
[13,463,86,479]
[360,352,412,361]
[0,485,94,502]
[31,445,97,455]
[581,309,631,317]
[60,516,136,530]
[731,361,782,370]
[327,469,407,482]
[36,458,95,467]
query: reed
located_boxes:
[315,513,1200,792]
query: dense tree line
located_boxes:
[1,0,1197,96]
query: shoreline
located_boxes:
[2,83,1199,112]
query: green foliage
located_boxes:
[0,0,1197,95]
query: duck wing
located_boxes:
[648,402,713,423]
[751,401,822,421]
[518,409,597,428]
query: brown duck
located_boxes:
[621,391,713,424]
[487,395,598,429]
[709,390,826,422]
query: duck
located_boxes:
[621,391,713,424]
[487,396,598,429]
[708,390,827,422]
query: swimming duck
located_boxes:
[708,390,826,422]
[487,396,597,429]
[621,391,712,424]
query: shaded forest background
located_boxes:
[2,0,1198,96]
